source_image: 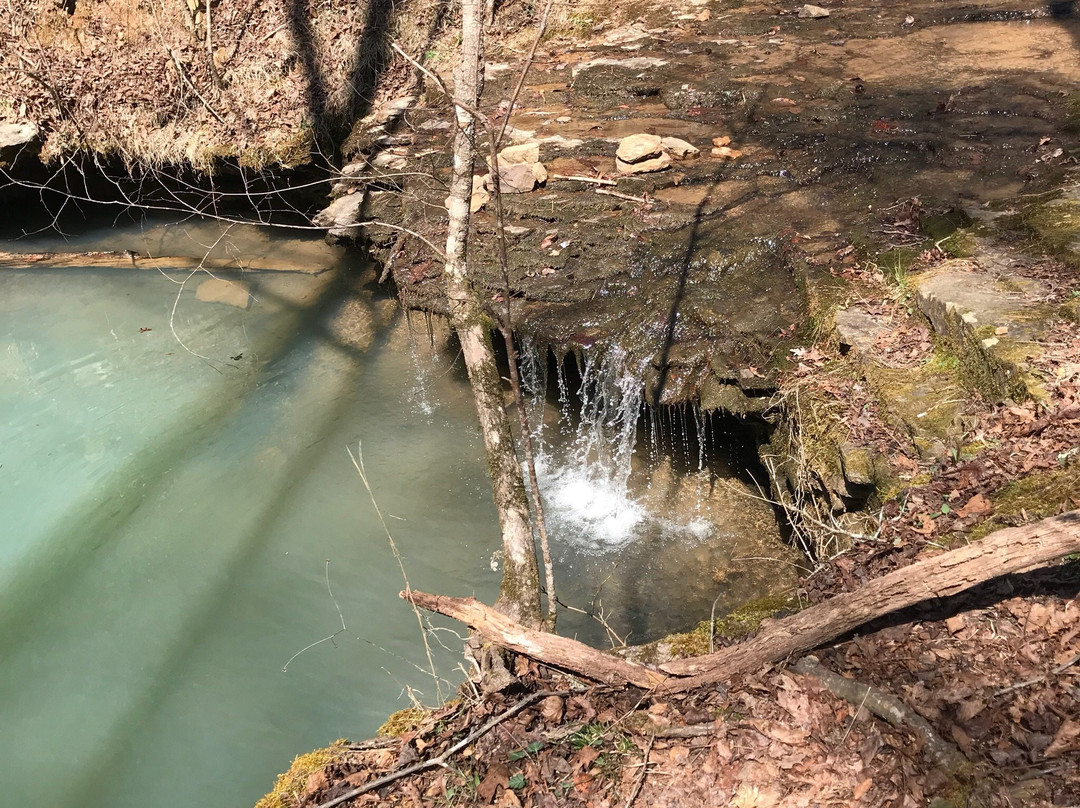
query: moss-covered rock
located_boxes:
[254,741,347,808]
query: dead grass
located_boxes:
[1,0,448,169]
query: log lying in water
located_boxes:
[0,249,318,272]
[403,511,1080,692]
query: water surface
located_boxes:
[0,220,796,808]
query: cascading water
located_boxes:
[520,341,712,552]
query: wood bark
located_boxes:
[791,656,967,771]
[404,511,1080,691]
[443,0,541,627]
[0,249,317,273]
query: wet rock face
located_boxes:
[348,0,1080,408]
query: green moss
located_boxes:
[964,461,1080,542]
[664,594,796,657]
[939,230,977,258]
[993,461,1080,519]
[998,199,1080,266]
[238,145,276,171]
[1065,93,1080,134]
[254,741,346,808]
[869,364,963,443]
[378,706,429,737]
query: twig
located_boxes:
[644,723,719,738]
[356,219,447,262]
[550,173,617,186]
[348,443,443,702]
[312,690,558,808]
[282,560,349,671]
[994,651,1080,696]
[623,734,655,808]
[595,188,651,205]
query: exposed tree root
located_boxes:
[791,655,968,772]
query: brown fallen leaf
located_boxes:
[956,493,993,518]
[945,615,965,634]
[749,719,809,745]
[1045,718,1080,758]
[911,514,937,535]
[853,778,873,800]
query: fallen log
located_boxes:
[403,511,1080,692]
[0,249,317,273]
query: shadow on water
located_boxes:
[0,261,406,808]
[0,264,384,655]
[68,303,400,808]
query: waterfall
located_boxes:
[520,341,713,552]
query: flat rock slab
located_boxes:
[836,306,891,356]
[196,278,252,309]
[915,266,1049,342]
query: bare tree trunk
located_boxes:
[443,0,541,628]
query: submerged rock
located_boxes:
[196,278,251,309]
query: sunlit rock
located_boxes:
[616,133,663,164]
[196,278,251,309]
[615,152,671,174]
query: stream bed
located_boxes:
[0,220,796,808]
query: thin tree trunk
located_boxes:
[443,0,541,628]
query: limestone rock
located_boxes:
[660,137,700,158]
[370,151,407,172]
[616,133,663,164]
[312,192,365,242]
[835,306,889,356]
[615,151,671,174]
[839,442,877,487]
[498,141,540,165]
[196,278,251,309]
[0,122,39,164]
[374,95,416,124]
[798,4,830,17]
[486,161,547,193]
[470,174,490,212]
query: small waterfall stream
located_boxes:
[521,342,713,552]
